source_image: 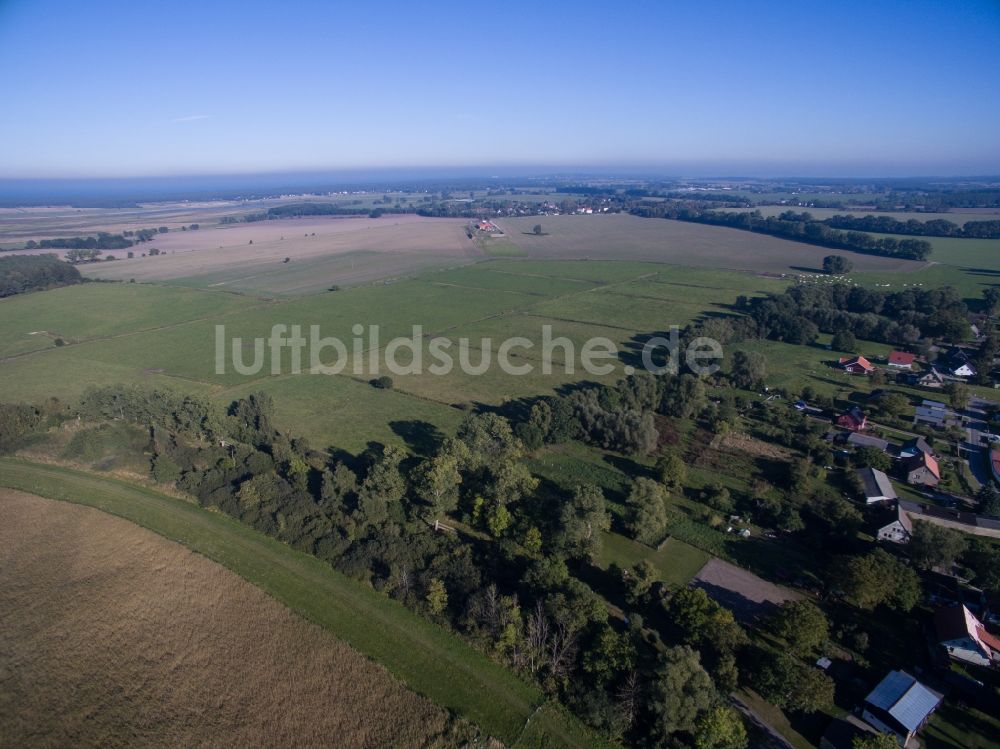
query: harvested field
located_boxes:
[495,214,927,274]
[0,488,464,748]
[73,215,476,294]
[691,557,802,624]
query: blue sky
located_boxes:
[1,0,998,178]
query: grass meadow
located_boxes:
[0,259,784,450]
[2,213,997,453]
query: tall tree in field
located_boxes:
[835,548,921,611]
[560,484,611,561]
[412,452,462,515]
[357,444,407,524]
[625,477,669,545]
[767,600,829,655]
[729,350,767,390]
[654,646,716,738]
[655,451,687,491]
[822,255,853,274]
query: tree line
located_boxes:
[22,226,169,251]
[629,205,932,260]
[824,213,1000,239]
[737,282,971,346]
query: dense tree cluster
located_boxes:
[739,282,969,346]
[0,253,82,297]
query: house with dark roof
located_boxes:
[861,670,942,747]
[844,432,890,452]
[935,603,1000,667]
[858,467,897,504]
[898,436,933,460]
[837,406,867,432]
[839,355,876,375]
[943,348,977,379]
[913,401,960,430]
[878,503,913,544]
[888,351,916,369]
[903,450,941,487]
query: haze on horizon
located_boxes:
[1,0,998,180]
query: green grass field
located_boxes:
[596,532,710,588]
[2,243,993,453]
[0,282,264,359]
[0,458,610,749]
[0,260,793,450]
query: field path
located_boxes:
[0,458,611,749]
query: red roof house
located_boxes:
[887,351,916,369]
[904,451,940,487]
[837,406,868,432]
[935,604,1000,666]
[839,355,876,375]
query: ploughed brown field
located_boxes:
[0,489,464,748]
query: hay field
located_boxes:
[496,214,927,273]
[0,488,463,748]
[0,282,265,359]
[72,215,476,295]
[0,259,791,449]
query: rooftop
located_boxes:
[865,670,942,734]
[858,467,897,500]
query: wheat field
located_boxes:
[0,489,469,748]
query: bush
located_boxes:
[151,453,182,483]
[371,375,394,389]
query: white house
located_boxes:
[877,504,912,544]
[934,604,1000,667]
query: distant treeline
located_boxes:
[0,254,82,297]
[26,232,133,250]
[631,205,932,261]
[825,214,1000,239]
[22,226,170,251]
[913,188,1000,211]
[216,203,408,222]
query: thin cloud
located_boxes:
[171,114,213,123]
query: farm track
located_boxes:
[0,458,611,749]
